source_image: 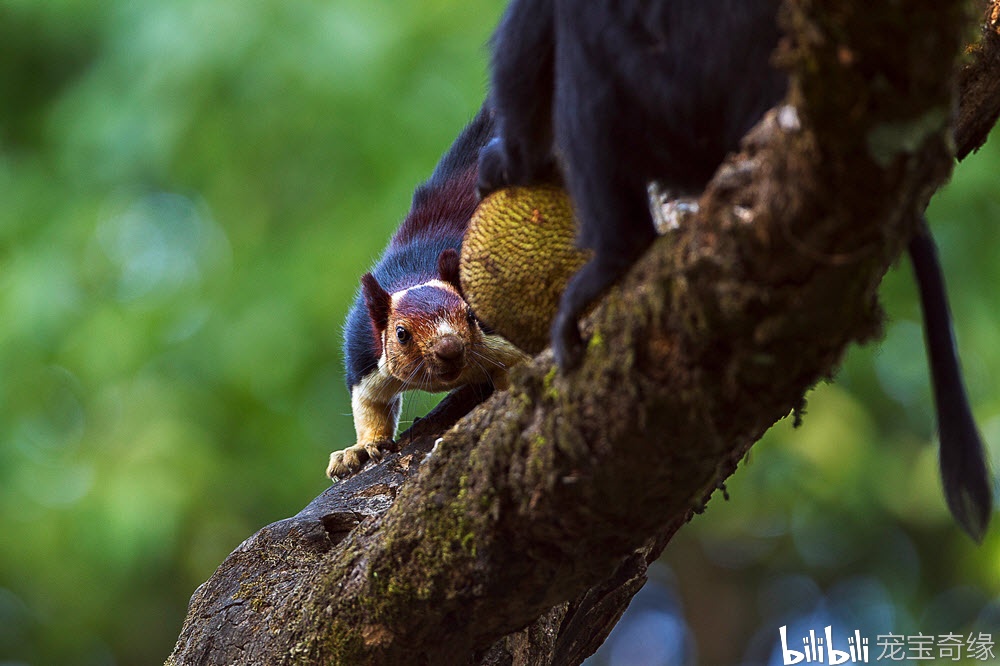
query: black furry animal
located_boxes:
[478,0,787,367]
[478,0,992,539]
[330,106,526,479]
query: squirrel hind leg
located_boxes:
[553,177,657,371]
[552,245,650,371]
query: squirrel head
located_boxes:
[360,249,484,391]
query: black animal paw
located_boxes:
[477,137,510,199]
[477,137,562,199]
[552,308,585,372]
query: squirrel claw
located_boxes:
[327,439,396,481]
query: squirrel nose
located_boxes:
[434,335,465,363]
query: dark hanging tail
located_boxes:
[908,215,993,541]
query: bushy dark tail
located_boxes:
[908,216,993,541]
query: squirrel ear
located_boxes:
[438,248,463,296]
[361,273,391,333]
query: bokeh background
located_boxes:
[1,1,998,664]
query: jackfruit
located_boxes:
[460,185,591,354]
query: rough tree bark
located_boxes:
[168,2,1000,664]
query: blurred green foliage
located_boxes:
[0,1,503,663]
[0,1,997,665]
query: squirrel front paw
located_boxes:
[326,439,396,480]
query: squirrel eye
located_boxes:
[466,308,476,326]
[395,326,411,344]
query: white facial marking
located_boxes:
[389,279,459,307]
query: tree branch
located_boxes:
[167,1,1000,664]
[956,0,1000,159]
